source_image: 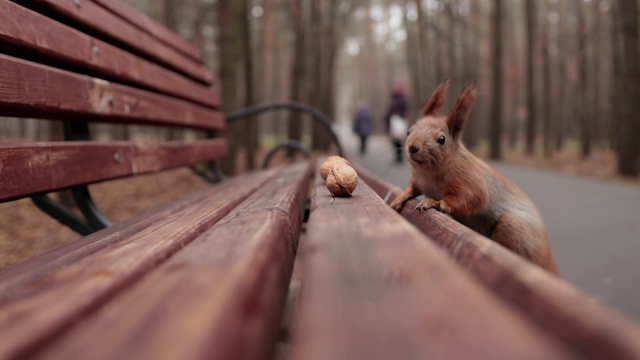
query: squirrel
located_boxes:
[389,79,558,274]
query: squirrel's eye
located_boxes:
[437,135,446,145]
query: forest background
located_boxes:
[1,0,639,179]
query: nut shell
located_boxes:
[320,156,351,180]
[326,164,358,197]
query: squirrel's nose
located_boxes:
[408,145,419,154]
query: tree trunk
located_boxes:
[287,0,304,151]
[489,0,503,160]
[611,1,624,152]
[591,1,603,147]
[413,0,429,106]
[576,0,592,158]
[310,0,326,151]
[616,0,640,176]
[524,0,537,155]
[217,0,243,175]
[463,0,481,150]
[239,0,258,170]
[541,0,552,158]
[556,0,567,150]
[404,0,428,114]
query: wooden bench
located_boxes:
[2,1,640,360]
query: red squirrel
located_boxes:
[389,79,558,274]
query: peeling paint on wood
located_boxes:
[0,53,223,128]
[91,0,202,62]
[0,139,227,202]
[17,0,212,84]
[0,1,218,108]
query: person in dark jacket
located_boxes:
[352,103,374,154]
[385,81,409,163]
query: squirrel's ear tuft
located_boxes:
[447,82,478,141]
[422,78,451,117]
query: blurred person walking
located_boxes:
[385,81,409,163]
[353,102,374,154]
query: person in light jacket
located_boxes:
[385,81,409,163]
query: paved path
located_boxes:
[337,127,640,318]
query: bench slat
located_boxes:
[30,162,311,360]
[0,1,218,108]
[356,165,640,360]
[0,167,282,359]
[91,0,202,62]
[14,0,212,84]
[0,185,214,294]
[0,53,223,129]
[291,176,574,360]
[0,139,227,202]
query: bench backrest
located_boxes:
[0,0,225,202]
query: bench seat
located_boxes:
[0,162,311,359]
[356,165,640,360]
[292,174,574,359]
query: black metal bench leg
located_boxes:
[31,195,94,236]
[30,121,114,235]
[71,186,112,231]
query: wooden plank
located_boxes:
[30,162,312,360]
[0,1,219,108]
[0,168,276,294]
[356,165,640,360]
[91,0,202,62]
[0,167,281,359]
[0,139,227,202]
[15,0,212,85]
[0,187,205,293]
[0,54,223,129]
[291,176,575,360]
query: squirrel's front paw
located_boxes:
[389,197,405,212]
[415,199,444,213]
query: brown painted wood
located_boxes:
[0,188,205,292]
[16,0,212,84]
[0,169,279,295]
[31,162,312,360]
[0,139,227,202]
[0,53,223,129]
[356,164,640,360]
[0,1,219,108]
[0,167,283,359]
[291,174,574,360]
[91,0,202,62]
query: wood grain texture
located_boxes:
[0,1,218,108]
[0,139,227,202]
[15,0,212,84]
[291,175,574,360]
[31,162,312,360]
[0,167,281,360]
[0,54,223,128]
[91,0,202,62]
[0,169,278,295]
[356,164,640,360]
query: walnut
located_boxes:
[326,163,358,197]
[320,156,351,180]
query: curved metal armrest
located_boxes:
[225,101,344,156]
